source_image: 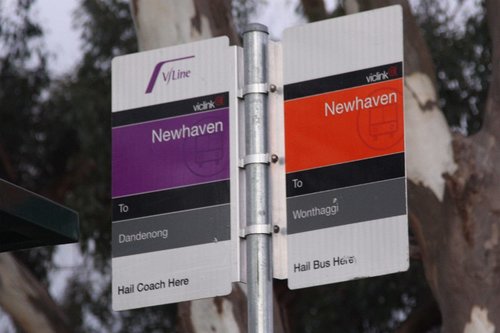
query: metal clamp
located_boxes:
[239,153,270,168]
[239,224,273,238]
[238,83,269,98]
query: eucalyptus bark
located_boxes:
[132,0,500,331]
[130,1,290,332]
[344,1,500,332]
[0,253,72,333]
[0,139,72,332]
[301,0,500,331]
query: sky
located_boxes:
[3,0,323,311]
[33,0,306,75]
[31,0,338,75]
[0,0,483,331]
[6,0,333,299]
[34,0,81,74]
[9,0,480,75]
[3,0,477,297]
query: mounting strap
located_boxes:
[238,83,269,98]
[239,153,270,168]
[239,224,273,238]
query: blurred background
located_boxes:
[0,0,495,332]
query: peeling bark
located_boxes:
[130,0,239,51]
[464,306,495,333]
[0,142,75,331]
[178,284,247,333]
[361,0,500,331]
[191,0,240,45]
[177,283,290,333]
[130,1,291,332]
[0,253,71,333]
[404,72,457,201]
[427,0,500,329]
[131,0,500,331]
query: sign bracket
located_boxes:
[239,83,270,98]
[239,224,273,238]
[238,153,271,168]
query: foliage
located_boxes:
[290,261,438,332]
[0,0,493,332]
[0,0,49,189]
[290,1,491,332]
[414,0,491,134]
[0,0,55,285]
[1,0,177,331]
[54,1,179,331]
[232,0,259,34]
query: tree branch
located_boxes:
[0,141,18,182]
[484,0,500,133]
[395,297,441,333]
[300,0,328,22]
[41,157,96,202]
[0,253,71,333]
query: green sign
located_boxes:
[0,179,79,252]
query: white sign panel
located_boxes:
[282,6,409,289]
[111,37,239,310]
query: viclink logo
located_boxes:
[366,65,399,84]
[192,94,225,112]
[193,100,216,111]
[366,71,389,83]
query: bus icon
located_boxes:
[194,130,224,167]
[369,105,398,139]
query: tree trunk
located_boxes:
[346,0,500,331]
[129,0,239,51]
[303,0,500,331]
[0,253,72,333]
[0,139,72,332]
[132,0,500,331]
[129,1,292,332]
[300,0,328,22]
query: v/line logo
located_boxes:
[145,55,195,94]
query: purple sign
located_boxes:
[112,108,229,198]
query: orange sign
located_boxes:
[285,78,404,173]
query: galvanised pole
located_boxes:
[242,23,273,333]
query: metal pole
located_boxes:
[242,24,273,333]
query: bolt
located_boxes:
[271,154,279,163]
[273,225,280,233]
[269,84,277,92]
